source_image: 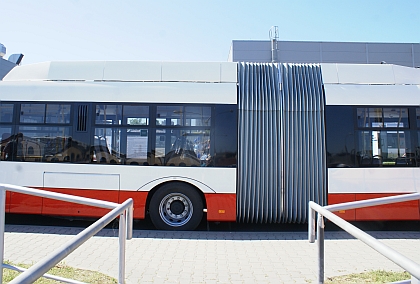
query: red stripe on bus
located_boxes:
[8,187,148,219]
[328,193,420,221]
[205,193,236,222]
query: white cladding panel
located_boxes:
[328,168,420,194]
[48,61,106,81]
[321,64,339,84]
[3,61,238,83]
[0,162,236,194]
[321,63,395,84]
[392,65,420,84]
[0,81,237,104]
[161,62,237,82]
[220,62,238,82]
[44,172,120,190]
[324,84,420,106]
[3,62,51,81]
[334,64,395,84]
[103,61,162,81]
[322,63,420,85]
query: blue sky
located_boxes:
[1,0,419,65]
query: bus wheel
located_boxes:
[149,183,203,230]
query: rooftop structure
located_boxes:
[0,43,24,80]
[228,40,420,67]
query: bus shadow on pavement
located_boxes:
[4,213,419,241]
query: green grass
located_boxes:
[325,270,411,284]
[3,260,117,283]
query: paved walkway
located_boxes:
[3,225,420,283]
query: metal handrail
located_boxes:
[308,192,420,284]
[0,183,133,284]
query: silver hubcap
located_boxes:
[159,193,193,227]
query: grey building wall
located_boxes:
[228,40,420,67]
[0,57,16,80]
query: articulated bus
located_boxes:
[0,61,419,230]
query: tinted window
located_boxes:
[96,105,122,125]
[357,107,408,128]
[357,130,413,166]
[124,105,149,126]
[156,106,183,126]
[20,104,45,123]
[0,103,13,123]
[46,104,71,124]
[325,106,355,167]
[214,105,237,167]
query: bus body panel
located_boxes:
[0,81,237,105]
[0,163,236,194]
[324,84,420,106]
[329,193,420,221]
[2,61,420,226]
[355,193,420,220]
[321,63,420,85]
[9,192,43,214]
[119,191,148,219]
[4,61,238,83]
[0,162,236,219]
[204,193,236,221]
[327,193,356,221]
[328,168,420,194]
[39,187,119,217]
[324,64,420,222]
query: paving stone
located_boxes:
[3,225,420,283]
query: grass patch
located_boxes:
[3,260,117,283]
[325,270,411,284]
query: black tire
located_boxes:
[149,182,204,230]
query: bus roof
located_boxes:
[3,61,238,83]
[321,63,420,85]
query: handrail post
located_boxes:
[317,213,325,284]
[0,186,5,283]
[126,204,133,240]
[119,211,127,284]
[309,202,316,243]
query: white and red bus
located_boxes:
[0,61,419,230]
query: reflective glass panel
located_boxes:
[325,106,356,167]
[124,105,149,125]
[357,108,409,128]
[126,129,148,165]
[0,127,13,161]
[383,108,408,128]
[185,106,211,126]
[95,105,122,125]
[155,129,210,167]
[357,130,412,166]
[46,104,71,124]
[16,126,72,162]
[93,128,122,164]
[156,106,183,126]
[0,104,13,123]
[20,104,45,123]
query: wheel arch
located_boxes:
[145,180,208,217]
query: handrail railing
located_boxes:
[308,192,420,284]
[0,183,133,284]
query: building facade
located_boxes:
[228,40,420,67]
